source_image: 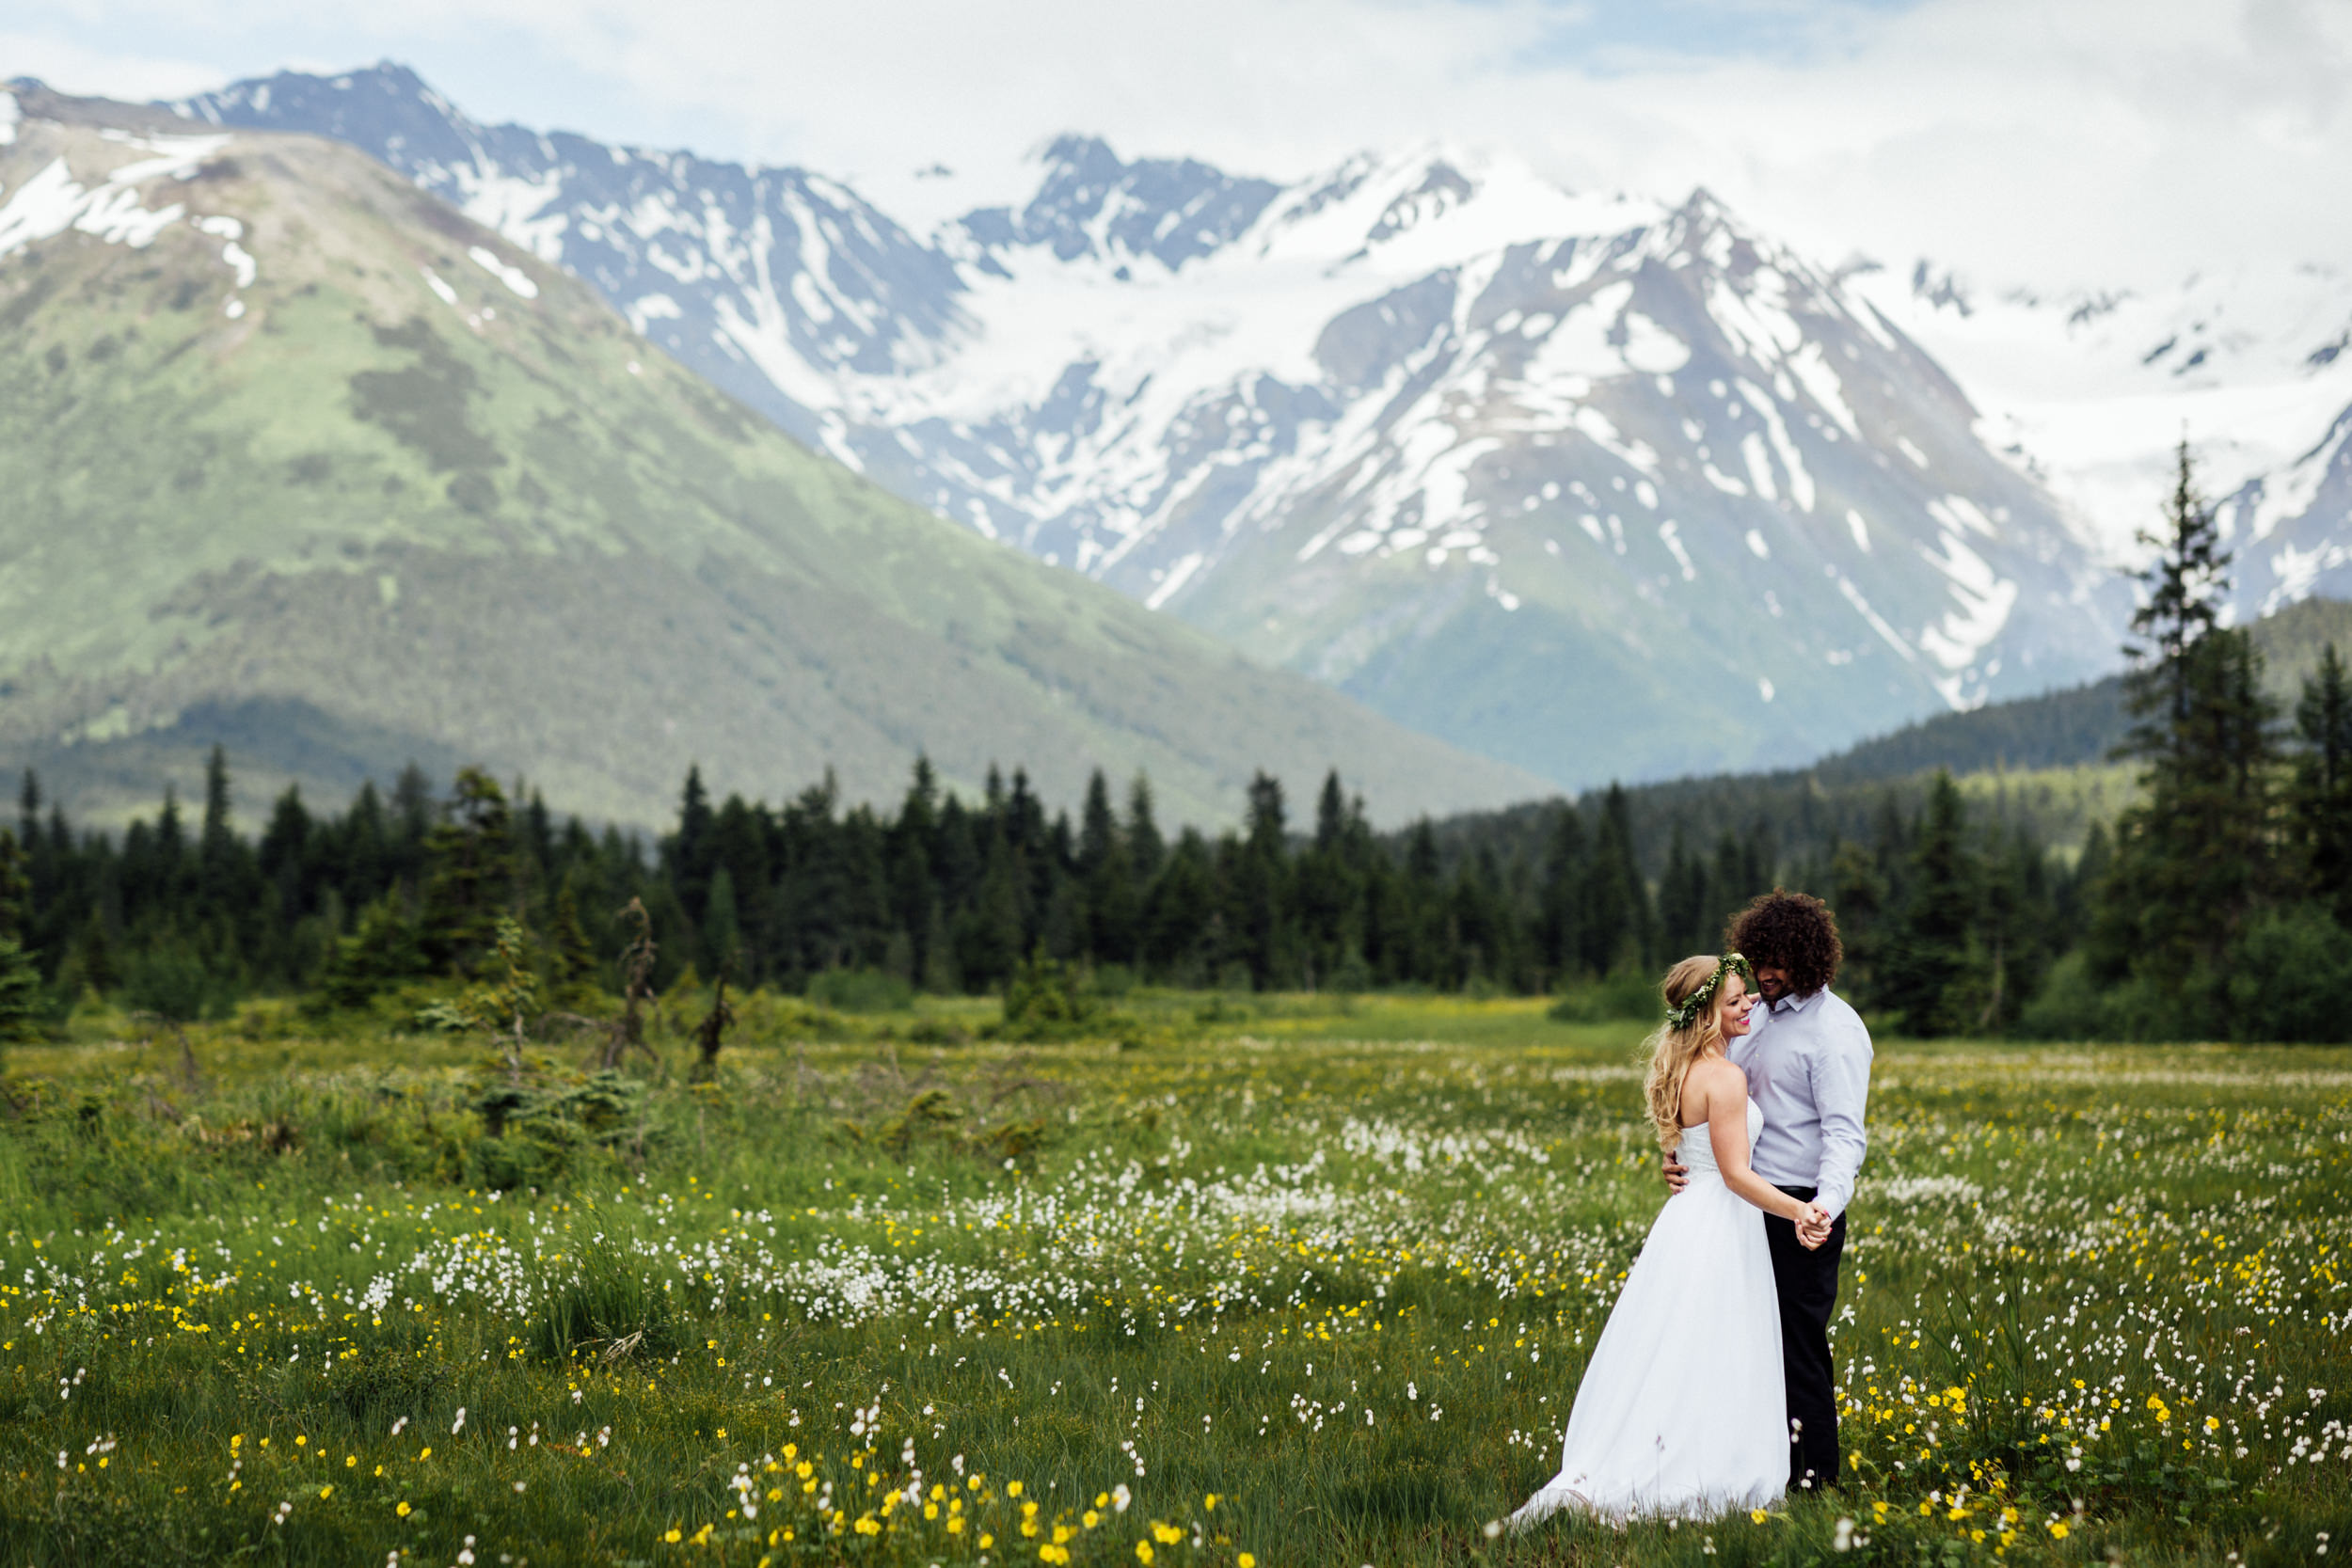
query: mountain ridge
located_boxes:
[1777,593,2352,785]
[167,64,2139,787]
[1848,253,2352,616]
[0,86,1547,830]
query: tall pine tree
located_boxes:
[1232,773,1295,987]
[1078,769,1138,966]
[419,768,519,974]
[1883,771,1977,1037]
[2094,440,2279,1024]
[2290,644,2352,925]
[1581,784,1652,974]
[1657,821,1708,959]
[0,831,40,1042]
[1536,801,1588,984]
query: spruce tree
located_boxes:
[389,764,436,887]
[712,794,774,979]
[1827,835,1889,1007]
[1711,825,1768,929]
[0,831,40,1042]
[68,907,119,997]
[342,781,393,908]
[1537,802,1588,983]
[1075,769,1137,964]
[153,786,188,914]
[1972,822,2051,1032]
[1657,821,1707,959]
[920,902,961,993]
[2290,644,2352,925]
[520,787,555,895]
[1294,771,1365,985]
[2123,438,2232,748]
[889,759,942,980]
[1140,829,1216,981]
[0,943,39,1044]
[1232,773,1294,987]
[1581,784,1652,974]
[2097,440,2279,1021]
[671,764,717,923]
[0,829,28,943]
[1125,774,1166,887]
[199,746,238,884]
[701,866,743,975]
[1399,820,1447,983]
[419,768,519,974]
[967,825,1026,990]
[1883,771,1977,1037]
[549,877,598,991]
[314,894,426,1010]
[1452,846,1519,989]
[258,784,312,922]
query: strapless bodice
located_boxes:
[1674,1098,1762,1180]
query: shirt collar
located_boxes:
[1770,988,1821,1016]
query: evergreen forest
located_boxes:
[1,452,2346,1045]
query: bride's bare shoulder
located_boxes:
[1685,1055,1745,1093]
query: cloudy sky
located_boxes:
[6,0,2347,295]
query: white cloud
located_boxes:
[0,28,228,102]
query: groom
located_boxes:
[1662,889,1872,1494]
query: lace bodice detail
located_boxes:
[1674,1098,1762,1180]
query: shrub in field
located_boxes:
[1548,969,1659,1023]
[308,893,429,1013]
[806,967,918,1014]
[2013,952,2107,1041]
[469,1068,650,1190]
[123,932,226,1023]
[530,1229,679,1363]
[0,939,43,1045]
[994,947,1120,1041]
[329,1334,457,1424]
[2225,903,2352,1043]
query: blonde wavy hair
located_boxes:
[1641,955,1740,1151]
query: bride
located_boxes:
[1509,953,1830,1527]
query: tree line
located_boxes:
[0,442,2344,1041]
[0,746,1736,1023]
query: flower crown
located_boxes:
[1664,952,1756,1031]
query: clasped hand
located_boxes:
[1660,1155,1835,1249]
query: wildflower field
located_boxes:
[0,996,2344,1566]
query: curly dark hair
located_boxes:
[1725,889,1843,996]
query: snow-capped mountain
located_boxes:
[171,64,2154,786]
[0,81,1548,829]
[1854,261,2352,618]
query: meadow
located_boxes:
[0,993,2343,1566]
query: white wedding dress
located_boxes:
[1510,1098,1788,1527]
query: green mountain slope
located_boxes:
[0,92,1549,828]
[1406,596,2352,884]
[1813,595,2352,784]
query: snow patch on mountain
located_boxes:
[0,129,226,258]
[1852,258,2352,611]
[164,64,2186,781]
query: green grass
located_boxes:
[0,995,2343,1565]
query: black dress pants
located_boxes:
[1762,1183,1844,1491]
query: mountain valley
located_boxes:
[171,65,2196,785]
[0,84,1544,829]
